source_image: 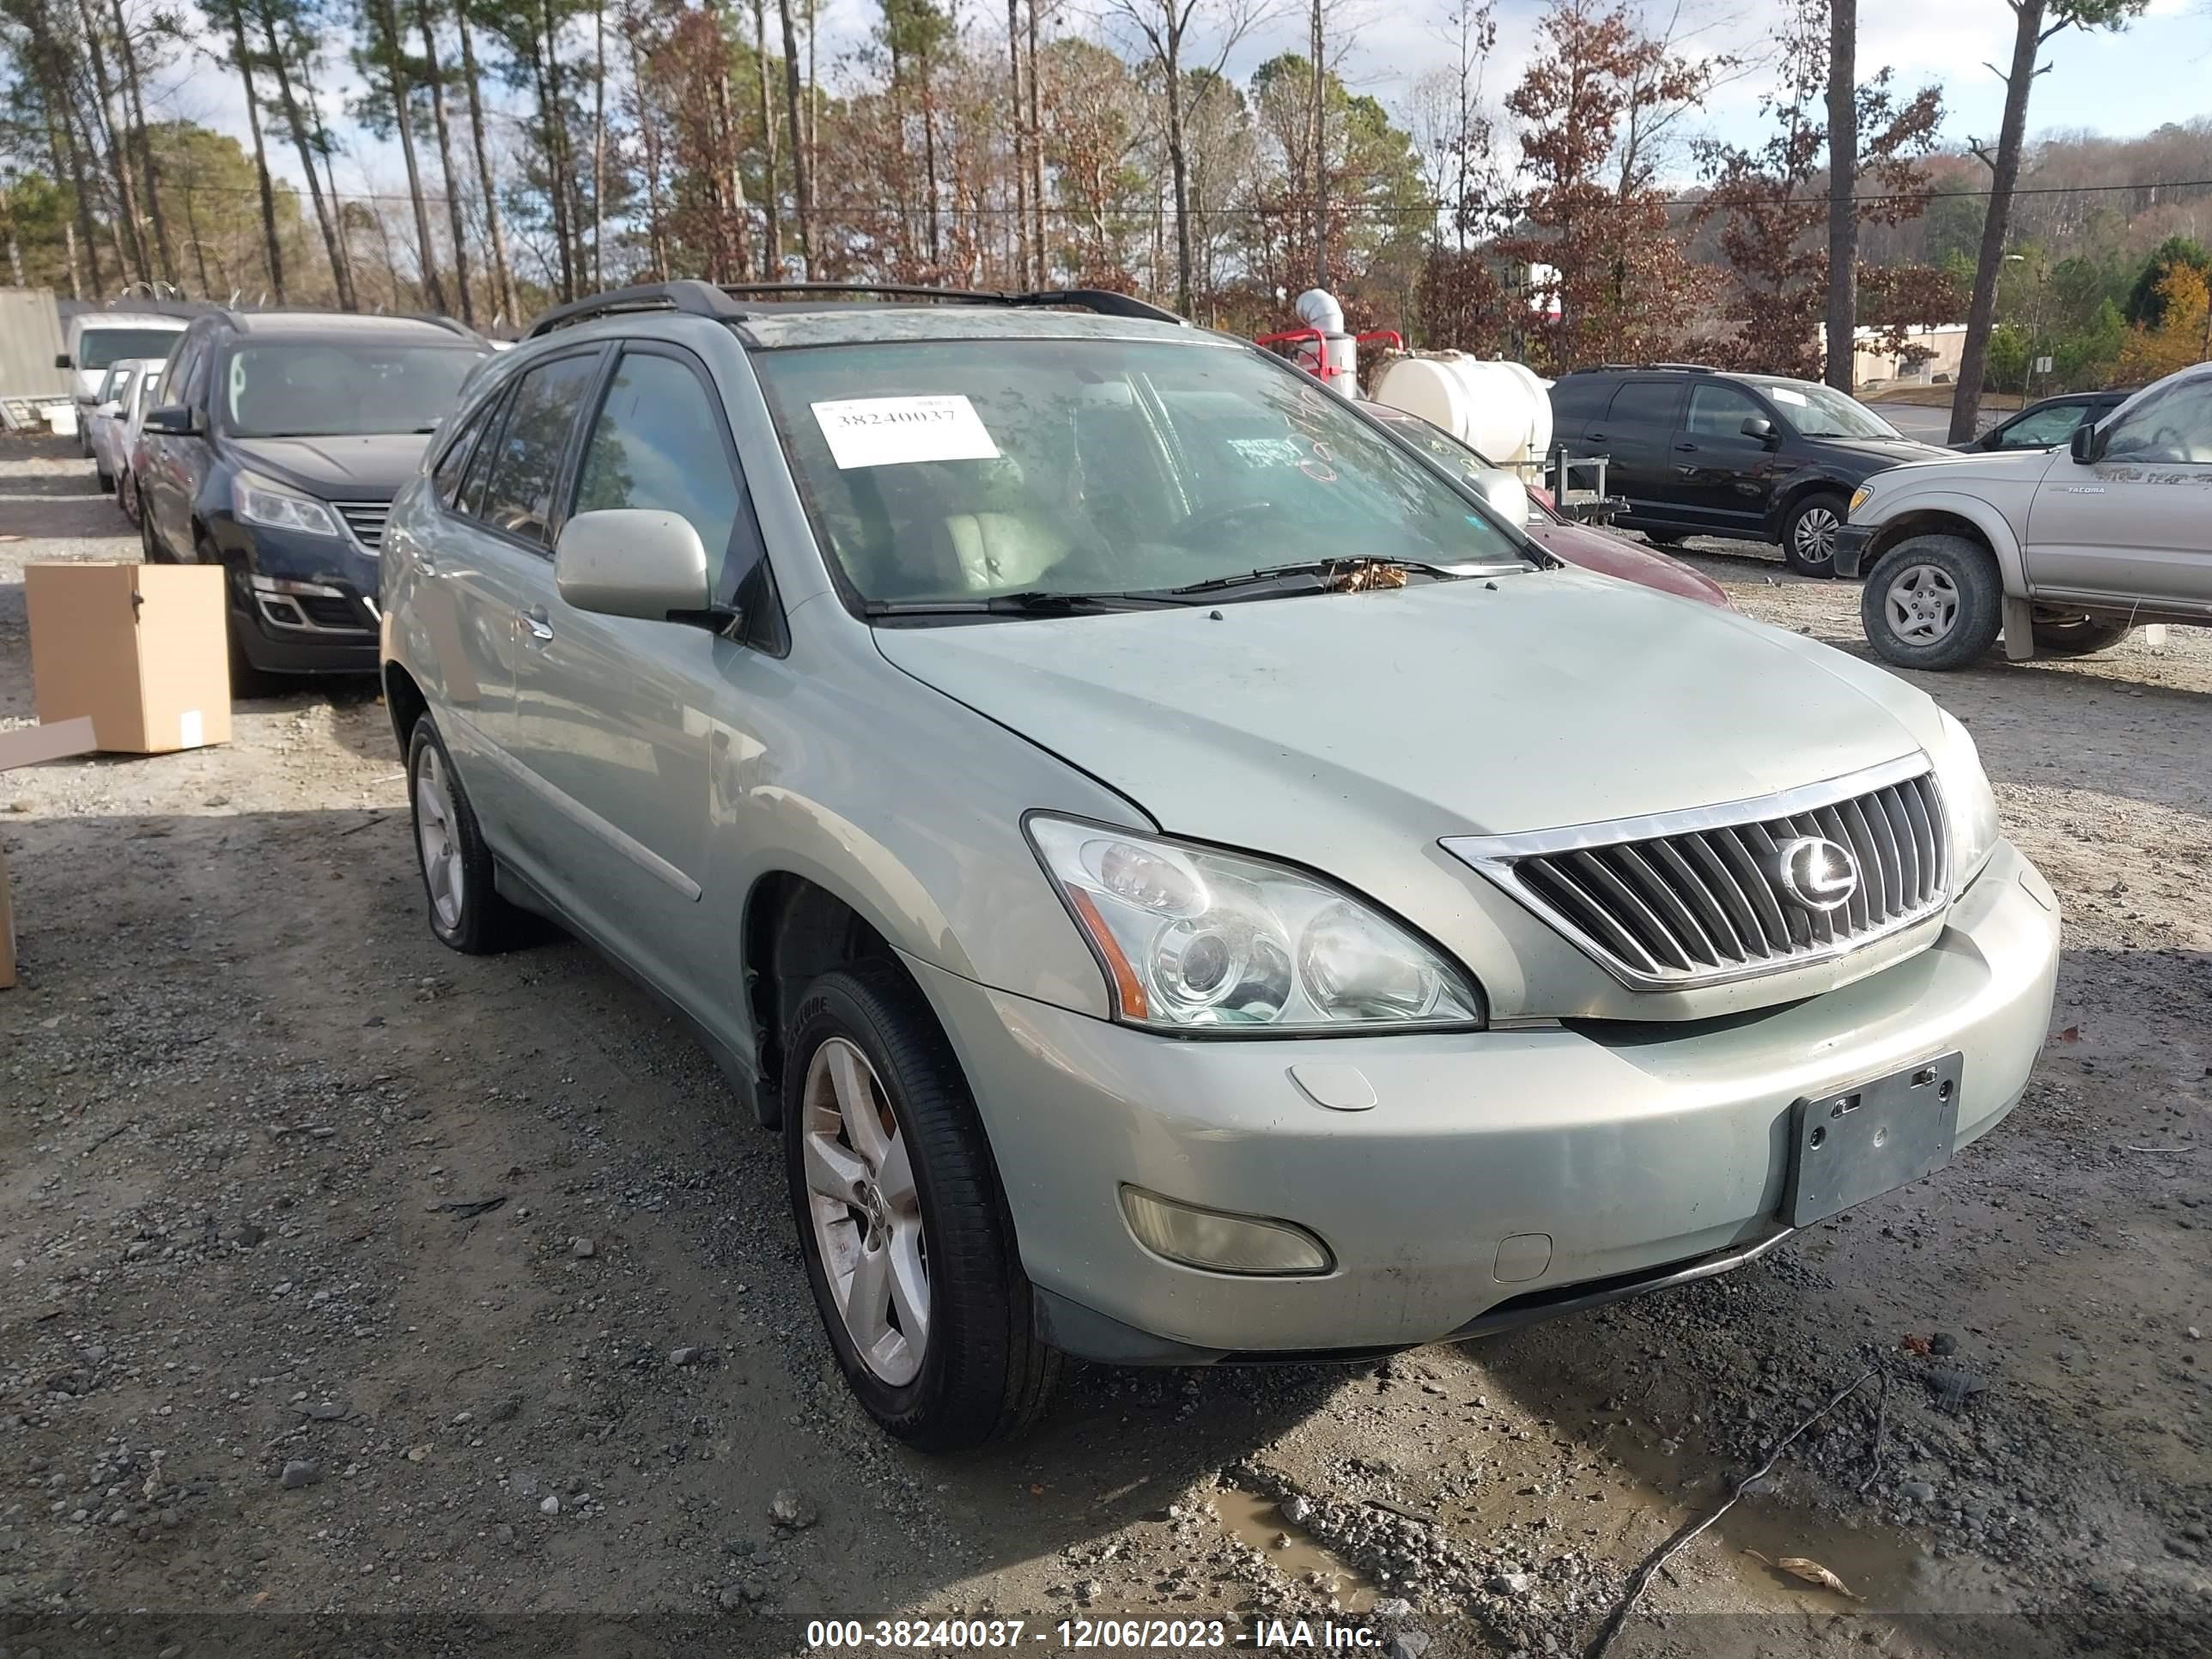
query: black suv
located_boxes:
[1547,365,1951,574]
[137,310,491,677]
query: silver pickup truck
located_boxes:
[1839,361,2212,670]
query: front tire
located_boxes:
[405,716,526,953]
[2030,611,2134,658]
[95,465,114,494]
[1780,491,1849,577]
[784,963,1059,1450]
[1861,534,2005,672]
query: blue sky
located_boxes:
[160,0,2212,206]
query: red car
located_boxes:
[1364,404,1732,609]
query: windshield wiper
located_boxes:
[1155,555,1480,598]
[863,589,1187,618]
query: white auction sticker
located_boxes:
[811,395,1001,470]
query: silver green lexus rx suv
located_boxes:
[380,281,2061,1449]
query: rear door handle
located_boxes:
[1674,441,1698,452]
[522,606,554,641]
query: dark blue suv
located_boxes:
[137,310,489,679]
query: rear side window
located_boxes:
[474,354,600,545]
[1547,376,1610,427]
[1605,381,1683,428]
[573,350,749,588]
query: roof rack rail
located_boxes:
[527,279,1189,337]
[714,282,1186,325]
[526,280,742,338]
[1010,288,1187,325]
[1564,362,1723,375]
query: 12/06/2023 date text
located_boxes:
[805,1617,1386,1650]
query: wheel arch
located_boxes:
[383,660,428,754]
[1764,470,1856,538]
[741,868,947,1128]
[1863,497,2026,592]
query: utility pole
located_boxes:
[1310,0,1326,288]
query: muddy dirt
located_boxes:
[2,435,2205,1658]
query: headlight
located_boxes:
[1026,816,1485,1031]
[232,472,340,537]
[1848,485,1872,515]
[1930,709,2000,894]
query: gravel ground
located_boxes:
[2,434,2206,1659]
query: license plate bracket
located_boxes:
[1785,1052,1964,1228]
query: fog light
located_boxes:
[1120,1187,1332,1276]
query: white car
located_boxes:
[56,310,189,452]
[84,360,151,494]
[114,359,167,523]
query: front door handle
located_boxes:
[1674,441,1698,452]
[522,606,554,641]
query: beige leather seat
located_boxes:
[942,510,1070,591]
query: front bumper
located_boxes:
[216,517,384,676]
[1833,521,1876,580]
[913,839,2060,1362]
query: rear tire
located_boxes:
[1780,490,1848,577]
[95,465,113,494]
[784,962,1059,1450]
[405,716,528,954]
[2030,612,2134,658]
[1861,535,2004,672]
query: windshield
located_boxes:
[1745,376,1901,441]
[78,327,185,370]
[221,343,488,439]
[752,338,1528,609]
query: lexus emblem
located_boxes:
[1774,836,1859,913]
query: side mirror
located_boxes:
[54,352,71,370]
[555,508,713,623]
[143,404,198,436]
[2069,422,2100,464]
[1471,468,1533,528]
[96,401,122,419]
[1740,416,1776,442]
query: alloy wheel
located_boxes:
[413,744,466,931]
[1794,506,1840,565]
[800,1036,930,1387]
[1884,563,1960,645]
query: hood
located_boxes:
[230,434,430,499]
[1861,445,2057,489]
[1805,434,1956,471]
[875,569,1937,850]
[1525,520,1730,608]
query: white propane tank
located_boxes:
[1369,354,1553,466]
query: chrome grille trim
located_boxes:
[333,501,392,550]
[1443,755,1951,990]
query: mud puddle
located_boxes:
[1210,1486,1378,1613]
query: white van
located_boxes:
[57,311,190,450]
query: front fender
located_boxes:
[1762,465,1861,537]
[1862,491,2028,592]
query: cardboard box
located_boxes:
[0,715,99,989]
[25,563,231,753]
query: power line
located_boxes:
[53,173,2212,216]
